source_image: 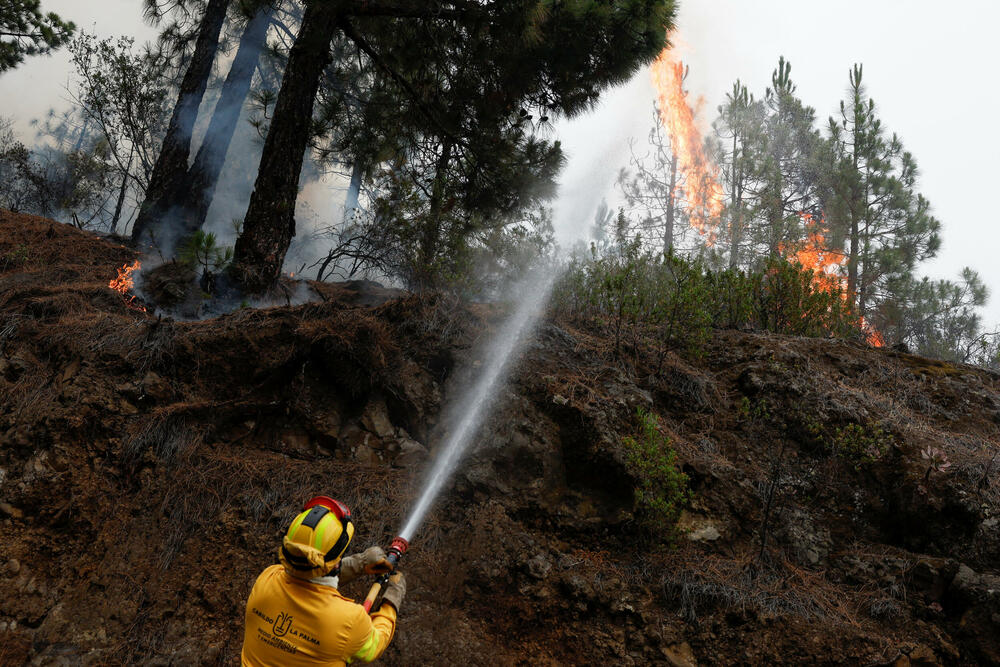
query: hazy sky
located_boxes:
[2,1,998,326]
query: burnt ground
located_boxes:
[1,209,999,666]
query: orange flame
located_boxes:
[780,214,883,347]
[861,318,885,348]
[649,42,724,242]
[109,260,146,313]
[781,213,847,294]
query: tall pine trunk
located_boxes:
[109,148,134,234]
[663,153,677,255]
[181,4,274,237]
[728,133,742,269]
[415,136,454,287]
[231,0,341,292]
[131,0,230,247]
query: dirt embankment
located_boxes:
[1,209,999,666]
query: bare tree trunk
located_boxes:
[231,0,341,292]
[663,154,677,255]
[181,3,274,237]
[415,135,453,287]
[109,148,134,234]
[131,0,231,247]
[728,133,742,269]
[343,159,364,225]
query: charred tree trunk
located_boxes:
[231,1,341,292]
[131,0,230,247]
[181,4,274,237]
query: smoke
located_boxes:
[551,69,657,249]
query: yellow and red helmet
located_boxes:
[279,496,355,579]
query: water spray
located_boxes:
[362,267,558,613]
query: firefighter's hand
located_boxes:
[339,546,391,585]
[361,546,394,575]
[382,571,406,612]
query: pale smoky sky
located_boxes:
[2,1,998,327]
[554,0,1000,329]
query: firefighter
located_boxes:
[242,496,406,666]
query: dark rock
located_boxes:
[393,438,428,468]
[526,554,552,580]
[140,371,173,402]
[360,397,395,438]
[0,502,23,519]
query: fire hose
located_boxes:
[361,536,409,613]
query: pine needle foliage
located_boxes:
[624,408,691,543]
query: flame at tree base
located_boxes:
[780,214,884,348]
[861,318,885,348]
[109,260,147,313]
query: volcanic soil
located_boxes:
[1,209,999,666]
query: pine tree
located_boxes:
[753,57,827,258]
[880,269,988,361]
[231,0,678,292]
[618,111,684,256]
[179,0,275,236]
[0,0,74,72]
[713,80,764,268]
[825,64,941,318]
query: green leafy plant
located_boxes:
[738,397,771,424]
[829,423,892,470]
[623,408,692,542]
[555,220,863,364]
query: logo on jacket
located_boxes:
[273,612,293,637]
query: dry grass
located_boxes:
[657,548,876,627]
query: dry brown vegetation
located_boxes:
[1,210,999,665]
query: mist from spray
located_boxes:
[398,267,558,543]
[394,73,660,546]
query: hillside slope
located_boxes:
[1,210,998,666]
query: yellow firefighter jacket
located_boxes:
[242,564,397,666]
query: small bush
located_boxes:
[623,408,692,542]
[828,422,892,470]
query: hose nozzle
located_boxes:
[363,536,409,613]
[386,536,408,565]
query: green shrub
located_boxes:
[556,236,862,362]
[753,258,855,337]
[828,422,892,470]
[738,396,771,424]
[623,408,692,542]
